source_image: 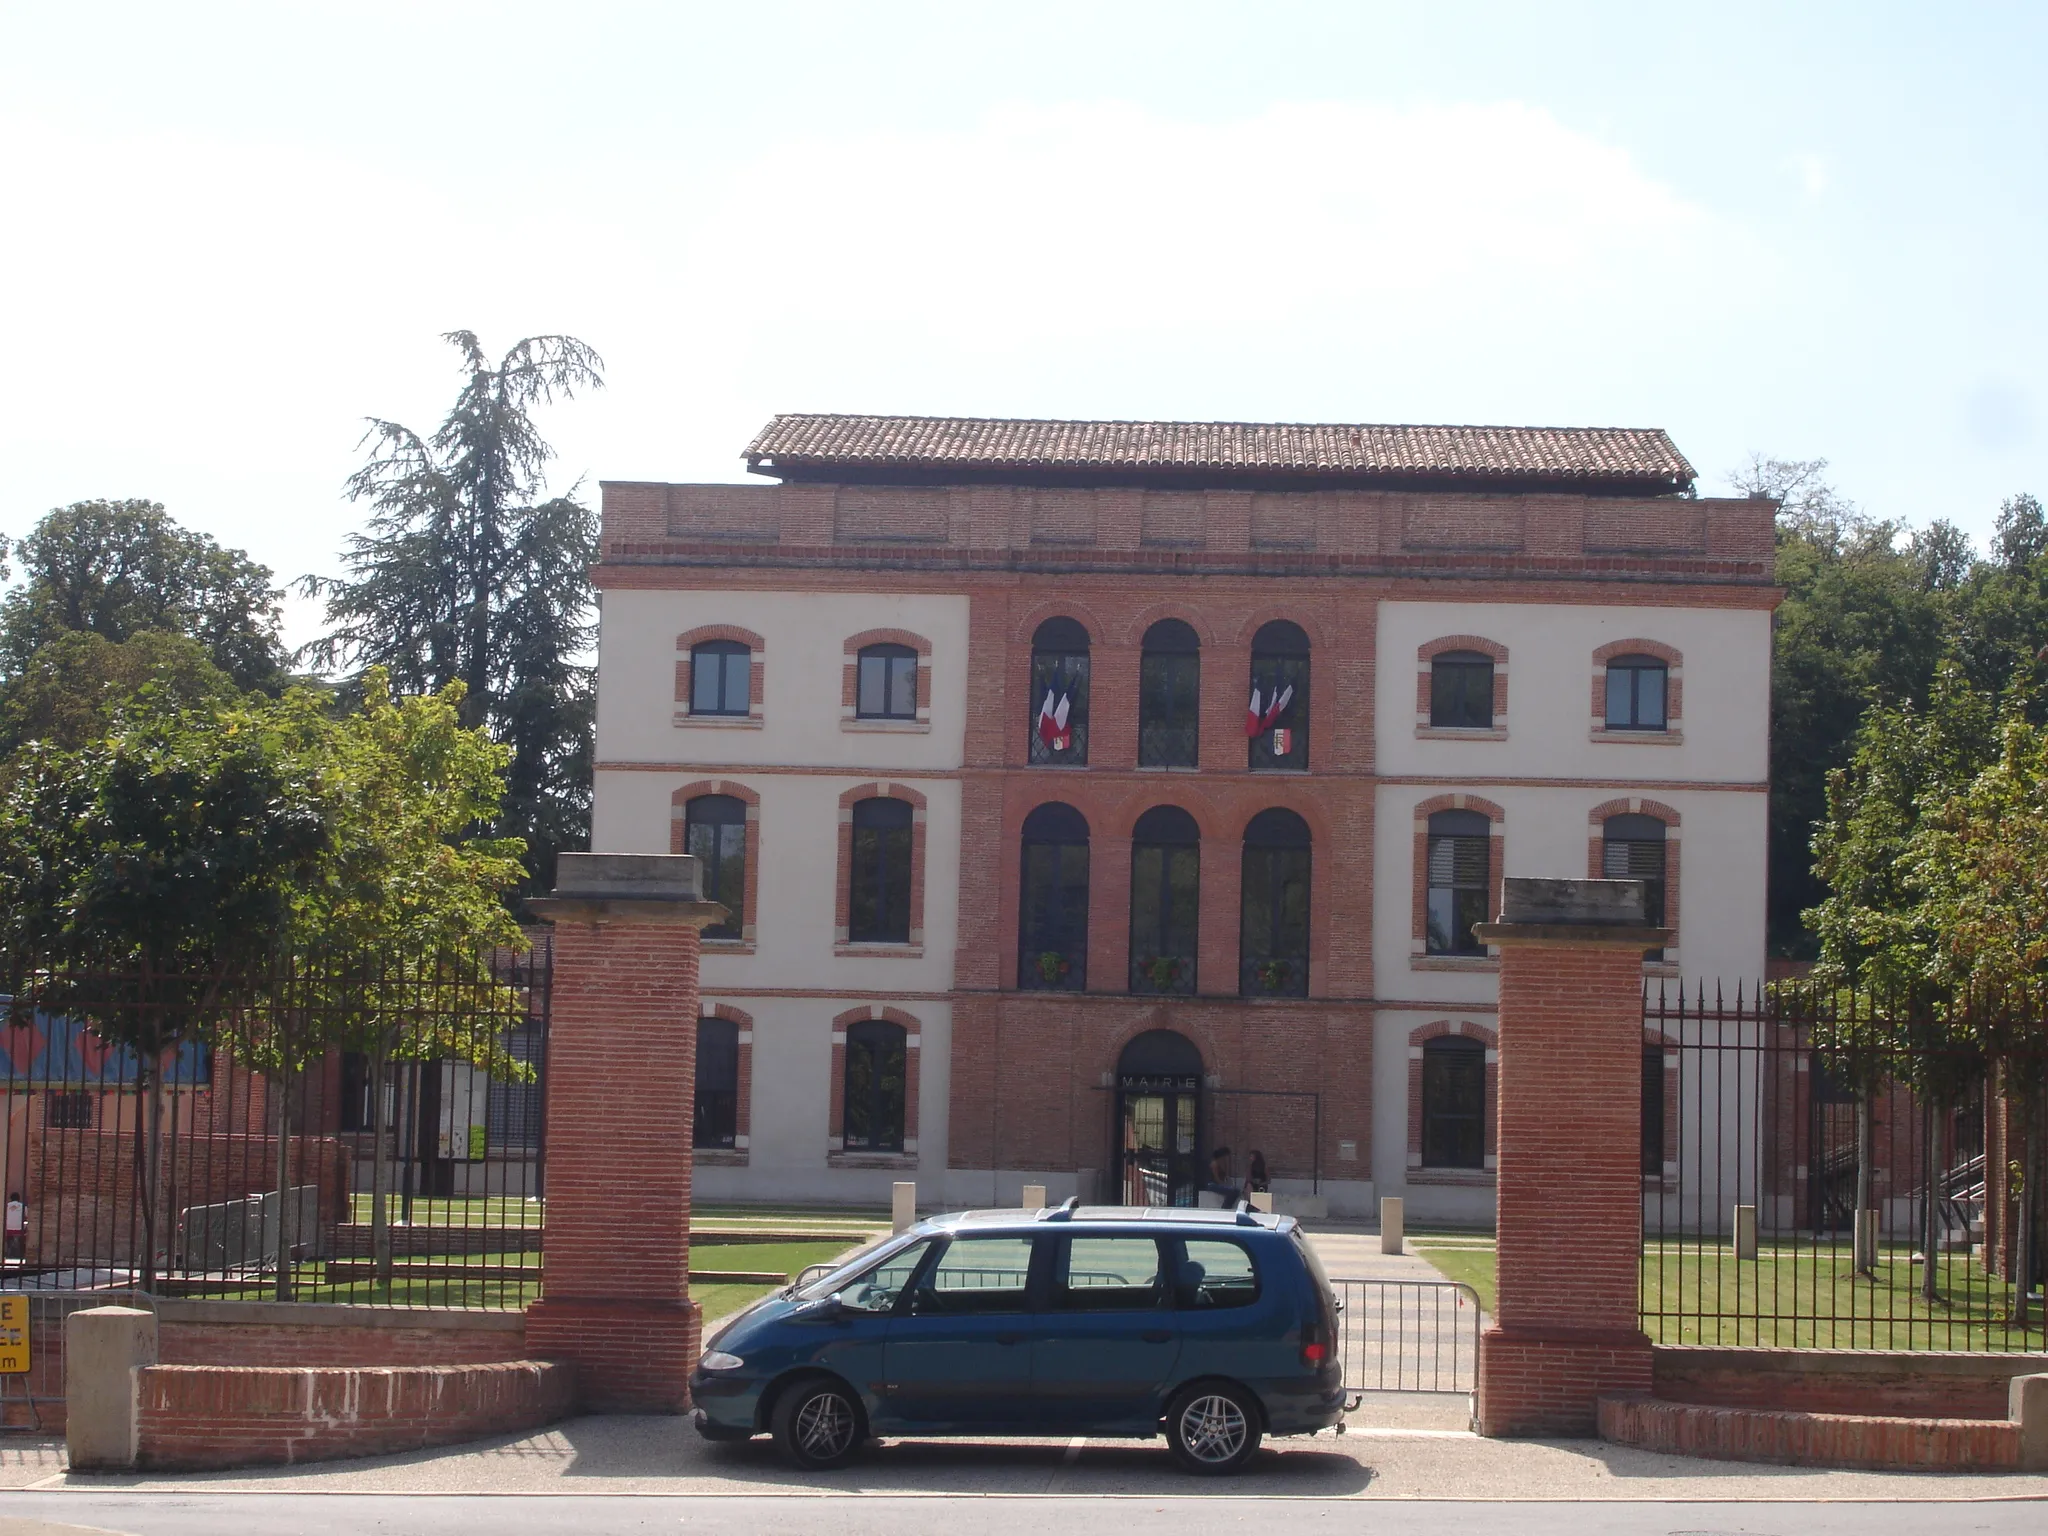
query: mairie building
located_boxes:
[591,414,1775,1220]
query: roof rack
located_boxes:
[1036,1196,1081,1222]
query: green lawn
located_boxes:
[1414,1236,2048,1351]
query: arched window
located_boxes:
[690,639,751,716]
[1425,809,1490,956]
[1642,1045,1666,1176]
[1421,1035,1486,1169]
[856,642,919,720]
[1605,654,1669,731]
[1604,812,1668,959]
[848,797,914,943]
[684,794,747,942]
[1129,806,1199,995]
[1139,619,1201,768]
[1029,617,1091,765]
[1248,620,1309,771]
[1430,651,1495,730]
[694,1016,739,1150]
[1240,808,1310,996]
[843,1019,907,1152]
[1019,802,1089,990]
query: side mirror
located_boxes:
[794,1293,845,1322]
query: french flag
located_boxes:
[1246,683,1294,738]
[1036,688,1073,751]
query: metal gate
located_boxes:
[1329,1277,1482,1393]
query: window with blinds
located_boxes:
[1603,813,1668,959]
[1426,809,1491,956]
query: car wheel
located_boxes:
[1165,1382,1262,1475]
[770,1376,866,1470]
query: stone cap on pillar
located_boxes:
[528,852,730,928]
[1472,877,1672,948]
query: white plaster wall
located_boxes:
[1372,782,1769,1005]
[593,769,962,997]
[694,994,954,1205]
[1375,601,1771,783]
[595,588,970,769]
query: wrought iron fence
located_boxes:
[0,938,549,1309]
[1329,1277,1481,1394]
[1643,979,2047,1351]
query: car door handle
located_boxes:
[1141,1330,1172,1344]
[996,1332,1027,1346]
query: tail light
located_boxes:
[1300,1319,1328,1368]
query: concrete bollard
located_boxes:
[1021,1183,1047,1210]
[1853,1207,1878,1271]
[891,1181,917,1233]
[1249,1191,1274,1212]
[2014,1372,2048,1472]
[65,1305,158,1471]
[1380,1196,1404,1255]
[1733,1203,1758,1261]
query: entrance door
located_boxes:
[1120,1087,1198,1206]
[879,1233,1040,1427]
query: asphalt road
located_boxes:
[1,1493,2046,1536]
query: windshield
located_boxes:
[794,1228,928,1301]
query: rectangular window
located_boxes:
[45,1091,92,1130]
[1174,1238,1259,1308]
[1055,1236,1166,1311]
[1421,1043,1486,1169]
[1642,1046,1666,1176]
[918,1235,1036,1315]
[694,1019,739,1150]
[857,648,919,720]
[1603,835,1667,959]
[1138,653,1200,768]
[1605,661,1668,730]
[849,800,914,944]
[1426,835,1490,955]
[690,642,752,716]
[1430,658,1495,728]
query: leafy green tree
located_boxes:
[300,332,603,896]
[0,691,333,1290]
[282,669,529,1290]
[1,500,286,690]
[0,630,240,756]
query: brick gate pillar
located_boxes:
[1472,877,1668,1436]
[524,853,727,1412]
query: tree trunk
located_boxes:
[1921,1096,1941,1302]
[372,1036,395,1287]
[1855,1095,1875,1275]
[273,1064,294,1303]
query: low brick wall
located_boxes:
[135,1358,574,1469]
[1652,1346,2048,1420]
[1600,1394,2020,1472]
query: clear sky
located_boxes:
[2,2,2041,646]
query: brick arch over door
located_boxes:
[842,627,935,724]
[1415,634,1510,731]
[1591,637,1684,736]
[1587,797,1682,964]
[671,780,761,947]
[1100,1009,1225,1090]
[1409,793,1506,964]
[675,625,766,720]
[1406,1019,1499,1183]
[835,782,929,951]
[697,1002,755,1165]
[828,1004,922,1166]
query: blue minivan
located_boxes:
[689,1202,1345,1474]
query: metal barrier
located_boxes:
[1328,1277,1482,1394]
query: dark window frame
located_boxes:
[1430,651,1496,730]
[842,1018,908,1153]
[1129,805,1199,995]
[695,1015,740,1150]
[856,643,920,720]
[1138,619,1201,770]
[1642,1044,1666,1176]
[1248,619,1310,772]
[689,639,752,717]
[684,793,748,942]
[1028,617,1091,766]
[1420,1035,1487,1170]
[1019,802,1090,991]
[1604,655,1669,732]
[848,797,915,944]
[1425,808,1491,956]
[1239,808,1311,997]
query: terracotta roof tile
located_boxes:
[744,414,1695,492]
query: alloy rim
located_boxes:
[794,1391,856,1459]
[1179,1394,1248,1463]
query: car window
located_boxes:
[1056,1236,1166,1312]
[836,1237,932,1314]
[1177,1238,1260,1309]
[915,1235,1036,1315]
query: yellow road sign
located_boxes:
[0,1295,27,1374]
